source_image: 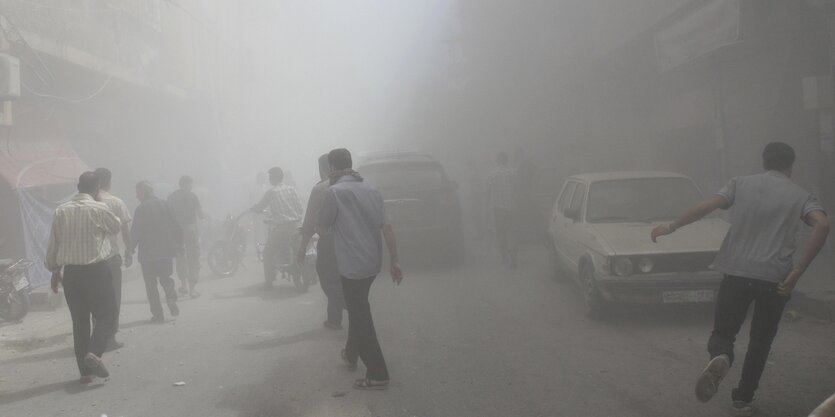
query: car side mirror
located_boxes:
[564,208,580,221]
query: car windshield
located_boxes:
[361,162,446,190]
[586,177,702,223]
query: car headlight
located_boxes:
[612,257,634,276]
[637,257,654,274]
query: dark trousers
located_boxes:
[106,255,123,334]
[343,276,389,381]
[175,225,200,290]
[63,261,117,376]
[708,275,789,402]
[493,208,517,263]
[316,238,344,325]
[140,259,178,319]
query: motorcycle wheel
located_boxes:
[0,289,30,322]
[208,243,237,277]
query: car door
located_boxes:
[562,182,588,266]
[550,181,577,268]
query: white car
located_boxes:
[547,171,729,317]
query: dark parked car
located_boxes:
[357,152,464,262]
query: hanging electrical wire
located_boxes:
[22,75,113,103]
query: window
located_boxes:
[586,178,702,223]
[569,183,586,213]
[557,182,577,212]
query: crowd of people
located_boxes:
[45,147,403,390]
[38,141,835,413]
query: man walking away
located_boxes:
[47,172,121,383]
[651,142,829,416]
[251,167,304,289]
[318,148,403,390]
[298,153,344,329]
[488,152,517,268]
[93,168,132,351]
[129,181,182,323]
[168,175,203,298]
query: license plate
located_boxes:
[13,276,29,291]
[662,290,714,303]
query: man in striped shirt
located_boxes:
[251,166,304,289]
[47,172,121,383]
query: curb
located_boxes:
[790,290,835,322]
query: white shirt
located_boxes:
[46,193,121,271]
[98,190,132,259]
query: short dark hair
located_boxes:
[94,168,112,186]
[318,153,330,179]
[268,167,284,182]
[179,175,193,188]
[328,148,352,171]
[762,142,795,171]
[136,180,154,195]
[78,171,100,195]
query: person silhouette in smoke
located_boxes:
[251,167,304,289]
[129,181,182,324]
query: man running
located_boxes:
[651,142,829,416]
[168,175,204,298]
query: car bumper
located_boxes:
[595,271,723,304]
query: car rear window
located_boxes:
[361,162,446,190]
[586,177,702,223]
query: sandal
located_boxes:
[341,349,357,371]
[354,378,389,390]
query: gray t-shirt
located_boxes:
[711,171,825,283]
[318,175,388,279]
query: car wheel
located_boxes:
[580,264,608,319]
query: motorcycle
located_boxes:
[207,213,250,277]
[0,258,35,322]
[257,226,318,293]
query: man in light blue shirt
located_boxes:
[319,148,403,390]
[652,142,829,416]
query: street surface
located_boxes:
[1,242,834,417]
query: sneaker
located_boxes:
[323,321,343,330]
[732,401,755,417]
[167,299,180,317]
[695,354,730,402]
[178,286,188,297]
[105,338,124,352]
[150,316,165,324]
[79,375,95,384]
[83,353,110,378]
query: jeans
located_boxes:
[140,259,178,319]
[175,225,200,291]
[343,276,389,381]
[106,255,123,334]
[316,237,344,325]
[63,261,117,376]
[708,275,789,402]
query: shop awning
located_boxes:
[0,138,89,189]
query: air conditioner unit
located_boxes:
[0,53,21,100]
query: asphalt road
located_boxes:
[1,241,834,417]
